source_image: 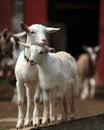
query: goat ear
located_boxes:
[46,27,61,33]
[14,32,26,38]
[49,48,55,53]
[18,41,30,48]
[2,28,8,38]
[94,46,100,52]
[20,22,30,33]
[82,45,92,53]
[45,46,55,53]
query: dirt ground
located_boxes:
[1,83,104,130]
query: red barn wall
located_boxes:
[0,0,13,31]
[25,0,47,25]
[97,0,104,86]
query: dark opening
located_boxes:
[48,0,100,58]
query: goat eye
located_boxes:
[39,51,44,54]
[31,31,35,34]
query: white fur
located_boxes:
[10,37,23,63]
[15,23,60,128]
[14,31,26,37]
[27,45,79,124]
[15,50,40,128]
[20,22,60,45]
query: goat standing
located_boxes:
[19,43,79,125]
[1,28,25,103]
[15,22,60,128]
[77,45,99,100]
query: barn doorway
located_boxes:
[48,0,99,58]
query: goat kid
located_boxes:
[19,43,79,125]
[15,23,60,128]
[19,22,60,46]
[77,45,99,100]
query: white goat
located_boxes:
[19,44,79,125]
[15,22,60,128]
[19,22,60,45]
[77,45,99,100]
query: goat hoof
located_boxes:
[70,114,75,120]
[24,124,29,127]
[33,123,40,127]
[57,114,63,122]
[33,124,39,128]
[50,116,55,123]
[16,119,24,129]
[16,125,23,129]
[41,118,49,125]
[24,123,31,127]
[24,119,32,127]
[33,118,40,127]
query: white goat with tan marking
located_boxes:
[15,22,60,128]
[77,45,99,100]
[20,43,79,125]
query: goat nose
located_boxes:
[42,38,47,43]
[29,60,34,64]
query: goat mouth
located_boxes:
[29,62,37,66]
